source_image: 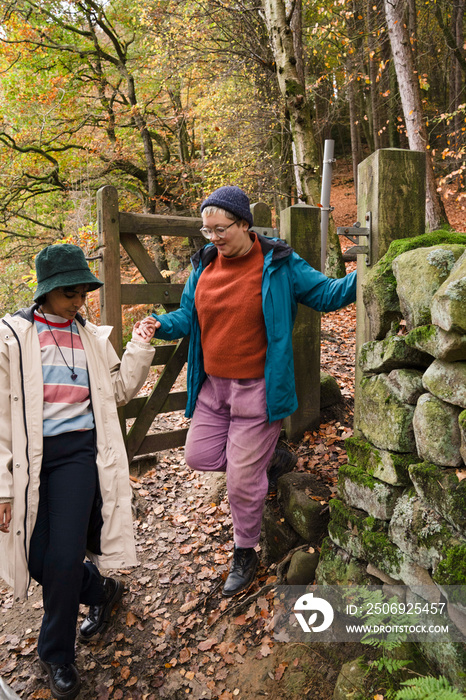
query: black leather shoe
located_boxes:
[222,546,259,597]
[79,576,123,641]
[267,447,297,493]
[39,659,81,700]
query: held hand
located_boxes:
[0,503,11,534]
[132,317,159,343]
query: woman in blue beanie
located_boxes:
[148,185,357,597]
[0,244,156,699]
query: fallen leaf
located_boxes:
[456,469,466,482]
[179,647,191,663]
[260,642,273,657]
[233,614,247,625]
[126,611,138,627]
[198,638,217,651]
[275,662,288,680]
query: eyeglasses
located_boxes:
[199,220,239,240]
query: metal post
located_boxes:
[320,139,335,273]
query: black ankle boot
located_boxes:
[222,546,259,597]
[79,576,123,641]
[39,659,81,700]
[267,447,297,493]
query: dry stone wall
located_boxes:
[315,233,466,687]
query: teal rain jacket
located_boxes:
[152,234,357,423]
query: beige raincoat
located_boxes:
[0,306,154,601]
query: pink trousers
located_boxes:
[185,375,282,548]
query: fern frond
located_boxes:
[394,674,466,699]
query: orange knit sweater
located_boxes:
[195,234,267,378]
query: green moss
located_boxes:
[345,436,418,485]
[339,463,377,490]
[459,410,466,431]
[346,437,382,471]
[385,231,466,265]
[405,324,437,348]
[433,544,466,586]
[408,462,466,532]
[362,531,403,574]
[316,537,373,586]
[329,498,387,534]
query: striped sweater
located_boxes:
[34,311,95,436]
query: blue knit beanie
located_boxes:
[200,186,253,227]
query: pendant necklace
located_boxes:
[40,309,78,381]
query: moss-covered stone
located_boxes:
[409,462,466,532]
[286,550,320,585]
[358,374,416,452]
[278,473,331,542]
[359,336,432,374]
[362,231,466,340]
[260,502,302,565]
[460,409,466,464]
[388,492,463,570]
[405,324,466,362]
[337,464,403,520]
[328,500,387,560]
[433,543,466,586]
[386,368,424,405]
[333,658,366,700]
[422,359,466,409]
[413,393,463,467]
[431,249,466,334]
[345,436,418,485]
[314,537,377,586]
[361,530,403,574]
[328,520,367,559]
[329,497,387,534]
[361,530,436,594]
[408,589,466,692]
[392,244,465,330]
[320,371,342,409]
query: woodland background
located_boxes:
[1,0,466,319]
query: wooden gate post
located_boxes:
[281,203,321,440]
[97,185,123,356]
[354,148,426,431]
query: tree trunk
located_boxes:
[450,0,465,150]
[347,67,363,198]
[263,0,346,276]
[383,0,448,230]
[366,0,380,151]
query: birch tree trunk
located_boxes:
[263,0,346,276]
[384,0,447,230]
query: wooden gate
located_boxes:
[97,185,202,463]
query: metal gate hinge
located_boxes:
[337,212,372,266]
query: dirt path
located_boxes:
[0,434,363,700]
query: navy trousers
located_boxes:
[28,430,105,664]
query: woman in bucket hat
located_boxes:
[0,244,156,699]
[147,185,357,598]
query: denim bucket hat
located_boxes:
[34,244,103,301]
